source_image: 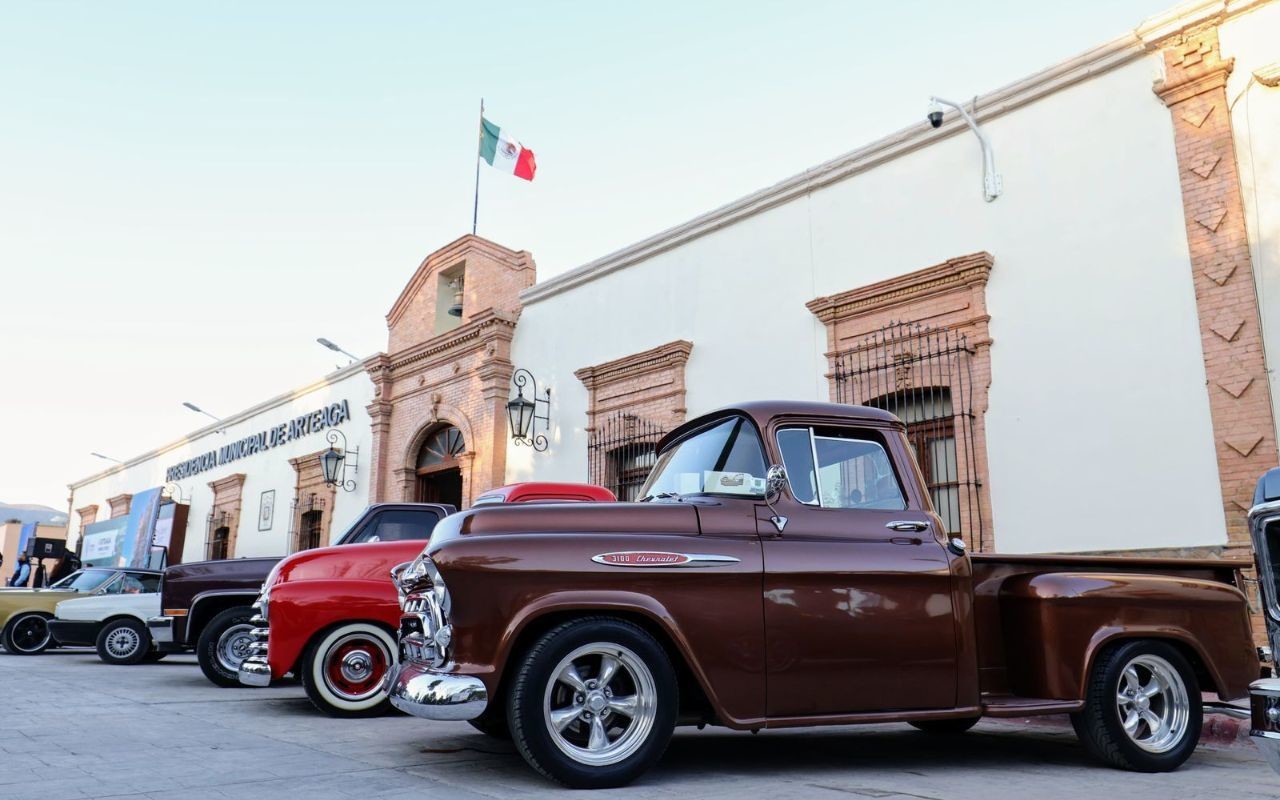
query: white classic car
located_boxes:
[49,570,172,664]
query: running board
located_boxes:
[981,696,1084,717]
[1203,700,1250,719]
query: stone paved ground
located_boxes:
[1,650,1277,800]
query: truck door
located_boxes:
[759,423,959,718]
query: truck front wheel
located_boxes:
[197,607,255,687]
[301,622,397,717]
[508,617,678,789]
[1071,639,1201,772]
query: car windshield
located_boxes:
[49,569,116,592]
[639,416,768,500]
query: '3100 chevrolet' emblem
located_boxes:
[591,551,740,568]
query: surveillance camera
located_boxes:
[927,100,944,128]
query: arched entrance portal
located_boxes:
[415,425,465,508]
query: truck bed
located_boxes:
[969,552,1251,701]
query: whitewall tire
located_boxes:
[302,622,397,718]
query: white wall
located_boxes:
[1222,3,1280,442]
[68,366,375,561]
[508,53,1228,554]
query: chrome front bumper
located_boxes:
[387,660,487,721]
[236,602,272,687]
[1253,678,1280,774]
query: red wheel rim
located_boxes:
[323,633,390,700]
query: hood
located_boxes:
[276,540,428,585]
[431,501,701,548]
[164,556,282,582]
[55,592,160,621]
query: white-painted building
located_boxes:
[68,364,374,561]
[67,0,1279,565]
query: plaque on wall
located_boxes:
[258,490,275,532]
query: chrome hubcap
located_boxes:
[217,624,255,672]
[543,643,656,767]
[1114,654,1190,753]
[106,627,141,657]
[340,649,374,682]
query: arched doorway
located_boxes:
[415,425,465,508]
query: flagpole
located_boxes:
[472,98,484,236]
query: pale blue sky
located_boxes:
[2,0,1171,508]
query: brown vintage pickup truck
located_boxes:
[388,401,1261,788]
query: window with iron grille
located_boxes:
[205,511,232,561]
[832,321,986,548]
[288,494,327,554]
[587,413,665,501]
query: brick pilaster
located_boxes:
[1153,26,1279,557]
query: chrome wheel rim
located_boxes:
[322,633,392,701]
[216,623,255,672]
[1114,654,1190,753]
[543,643,656,767]
[11,615,50,653]
[105,626,141,658]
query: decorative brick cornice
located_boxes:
[76,505,98,526]
[387,235,533,327]
[386,308,518,372]
[806,252,993,325]
[207,473,247,497]
[106,494,132,518]
[574,341,694,390]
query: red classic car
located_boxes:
[238,482,614,716]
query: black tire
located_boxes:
[143,651,168,663]
[909,717,979,735]
[197,606,255,687]
[469,706,512,739]
[2,612,54,655]
[300,622,396,718]
[508,617,677,789]
[1070,639,1201,772]
[95,618,152,665]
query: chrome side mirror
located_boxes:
[764,465,789,533]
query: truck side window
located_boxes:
[352,509,444,543]
[777,427,906,511]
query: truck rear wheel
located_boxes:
[1071,639,1201,772]
[507,617,678,789]
[197,607,255,687]
[96,618,151,665]
[301,622,396,717]
[2,612,54,655]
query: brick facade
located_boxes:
[106,494,131,519]
[807,252,997,549]
[574,340,694,433]
[206,473,246,559]
[1151,25,1279,558]
[367,236,535,508]
[76,504,98,531]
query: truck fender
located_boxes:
[491,590,737,726]
[267,579,401,675]
[999,572,1257,701]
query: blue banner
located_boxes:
[121,487,164,568]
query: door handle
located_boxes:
[885,520,929,532]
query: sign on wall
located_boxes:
[165,400,351,482]
[258,490,275,532]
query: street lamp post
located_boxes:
[316,338,361,364]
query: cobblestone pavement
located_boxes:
[1,650,1276,800]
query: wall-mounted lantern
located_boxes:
[162,482,189,504]
[320,428,359,491]
[506,368,550,452]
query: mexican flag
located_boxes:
[479,117,536,181]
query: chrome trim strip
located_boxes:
[591,551,741,568]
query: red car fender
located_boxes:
[266,579,402,678]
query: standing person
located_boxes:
[9,554,29,587]
[32,558,47,588]
[48,552,79,585]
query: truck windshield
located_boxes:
[639,416,767,500]
[49,569,117,592]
